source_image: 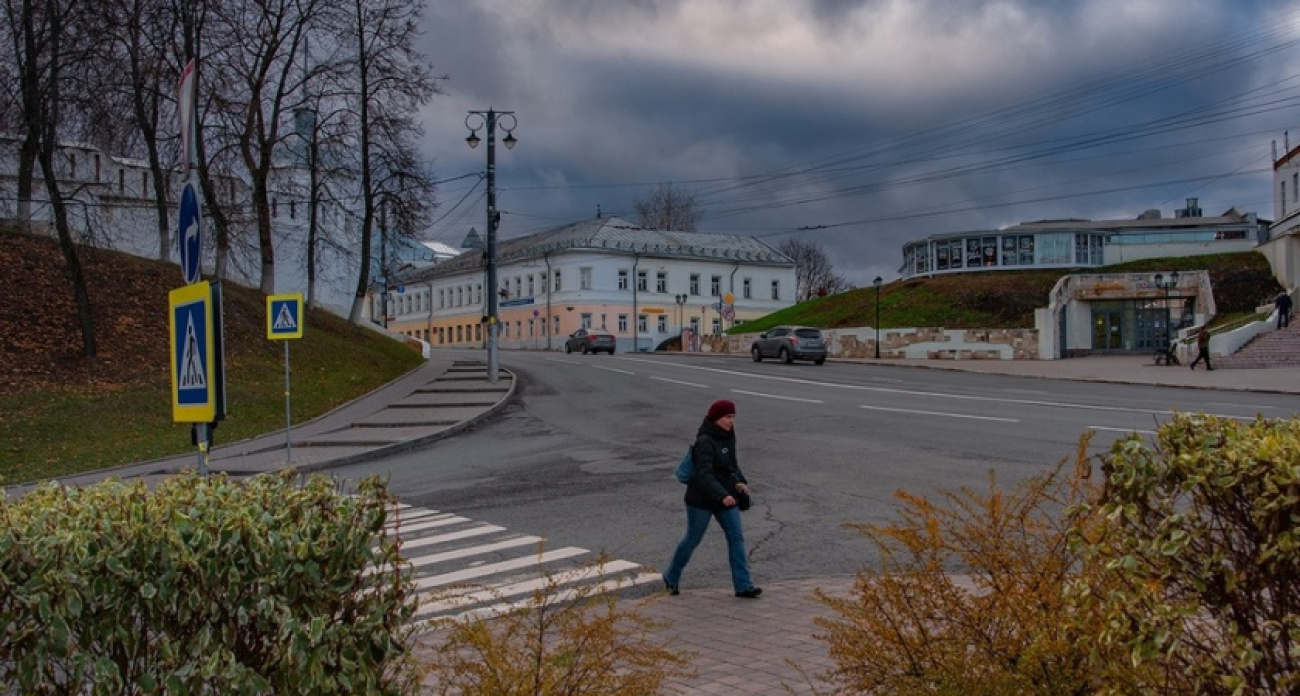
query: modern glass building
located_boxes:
[900,199,1268,279]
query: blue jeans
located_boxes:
[663,503,753,593]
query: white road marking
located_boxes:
[592,365,635,375]
[650,375,709,388]
[619,356,1253,419]
[1088,426,1157,435]
[731,389,824,404]
[859,404,1019,422]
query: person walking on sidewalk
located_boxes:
[663,399,762,599]
[1189,327,1213,371]
[1276,291,1293,329]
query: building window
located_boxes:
[528,275,535,296]
[689,274,700,295]
[553,316,560,334]
[637,270,648,292]
[475,284,482,304]
[711,275,721,296]
[712,318,721,335]
[657,314,667,333]
[743,278,752,299]
[618,314,628,332]
[771,280,780,300]
[515,277,522,298]
[618,269,629,290]
[580,267,592,290]
[580,312,592,329]
[554,270,562,291]
[656,271,667,293]
[638,314,648,332]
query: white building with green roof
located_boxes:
[377,216,796,352]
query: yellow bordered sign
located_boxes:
[169,281,216,422]
[267,293,304,340]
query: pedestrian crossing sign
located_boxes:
[169,281,216,422]
[267,293,304,340]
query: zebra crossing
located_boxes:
[382,503,662,626]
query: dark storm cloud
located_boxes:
[417,0,1300,285]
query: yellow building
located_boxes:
[377,216,797,352]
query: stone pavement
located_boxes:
[32,350,1300,694]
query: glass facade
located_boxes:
[1087,297,1194,353]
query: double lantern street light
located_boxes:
[1153,271,1180,360]
[465,109,517,384]
[873,276,883,359]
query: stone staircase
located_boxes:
[1216,323,1300,369]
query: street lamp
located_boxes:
[675,294,688,351]
[1154,271,1180,361]
[873,276,883,359]
[465,108,517,384]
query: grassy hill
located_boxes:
[733,252,1282,334]
[0,228,424,484]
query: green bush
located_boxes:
[1079,414,1300,695]
[0,471,419,695]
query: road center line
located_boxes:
[650,376,709,388]
[1089,425,1157,435]
[859,404,1019,422]
[732,389,824,404]
[592,365,635,375]
[618,356,1250,419]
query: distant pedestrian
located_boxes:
[663,399,762,599]
[1189,327,1213,371]
[1276,292,1293,329]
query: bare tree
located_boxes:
[778,238,850,302]
[632,182,701,232]
[319,0,439,324]
[204,0,326,295]
[97,0,182,261]
[3,0,99,356]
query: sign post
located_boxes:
[267,293,304,463]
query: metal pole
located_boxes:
[874,285,881,359]
[485,110,499,383]
[284,340,293,463]
[196,423,209,476]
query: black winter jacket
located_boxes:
[683,418,748,511]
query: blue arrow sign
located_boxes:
[178,183,201,284]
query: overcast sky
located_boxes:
[413,0,1300,286]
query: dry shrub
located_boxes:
[421,555,694,696]
[811,435,1108,696]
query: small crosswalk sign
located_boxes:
[267,293,304,340]
[169,281,216,422]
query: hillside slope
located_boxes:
[1,228,423,482]
[736,252,1282,334]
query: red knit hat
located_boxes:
[706,399,736,422]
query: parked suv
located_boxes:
[564,328,617,355]
[750,326,826,365]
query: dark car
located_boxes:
[750,326,826,365]
[564,328,616,355]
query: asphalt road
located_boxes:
[322,352,1298,587]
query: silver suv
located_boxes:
[750,326,826,365]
